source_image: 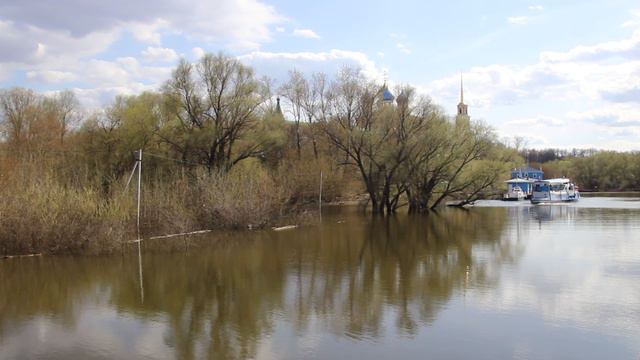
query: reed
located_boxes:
[0,162,298,255]
[0,174,131,255]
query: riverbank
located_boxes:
[0,162,346,257]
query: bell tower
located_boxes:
[455,75,470,126]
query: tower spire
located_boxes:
[456,73,469,121]
[460,74,464,104]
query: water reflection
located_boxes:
[529,204,577,224]
[1,202,640,359]
[0,208,513,359]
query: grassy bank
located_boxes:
[0,160,346,256]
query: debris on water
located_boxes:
[272,225,298,231]
[2,253,42,260]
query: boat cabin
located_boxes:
[509,167,544,193]
[531,178,580,204]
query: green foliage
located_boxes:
[5,54,614,254]
[541,151,640,191]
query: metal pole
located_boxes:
[319,171,323,217]
[136,149,142,240]
[137,237,144,304]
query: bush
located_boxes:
[0,175,130,255]
[0,161,308,255]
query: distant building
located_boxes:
[274,97,283,117]
[380,82,395,105]
[455,76,470,126]
[506,167,544,197]
[511,167,544,180]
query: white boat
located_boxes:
[530,178,580,204]
[503,178,533,201]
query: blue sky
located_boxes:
[1,0,639,149]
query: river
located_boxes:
[1,197,639,359]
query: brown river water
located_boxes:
[1,197,639,359]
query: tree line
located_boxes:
[0,53,522,254]
[515,146,640,191]
[536,151,640,191]
[1,53,517,212]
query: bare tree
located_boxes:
[45,90,79,144]
[0,88,39,153]
[321,68,435,214]
[279,69,306,159]
[163,53,270,172]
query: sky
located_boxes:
[0,0,639,150]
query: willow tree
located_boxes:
[0,87,80,159]
[320,68,436,214]
[405,119,516,211]
[162,53,271,172]
[0,88,40,155]
[279,70,328,159]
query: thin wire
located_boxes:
[122,161,138,195]
[0,146,203,167]
[143,152,202,166]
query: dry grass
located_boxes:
[0,161,297,255]
[0,175,131,255]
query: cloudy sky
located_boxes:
[1,0,639,150]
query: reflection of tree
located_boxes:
[284,208,513,339]
[0,207,520,359]
[0,256,127,338]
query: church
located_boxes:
[455,77,470,126]
[378,76,471,125]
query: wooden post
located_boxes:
[136,149,142,240]
[319,171,323,217]
[137,235,144,304]
[135,148,144,303]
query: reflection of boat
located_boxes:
[530,178,580,204]
[530,204,576,222]
[503,179,533,201]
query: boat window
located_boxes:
[551,184,565,191]
[534,184,549,192]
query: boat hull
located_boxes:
[530,192,580,204]
[530,198,579,204]
[503,197,524,201]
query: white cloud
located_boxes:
[275,26,285,33]
[430,28,640,107]
[0,0,285,63]
[621,10,640,28]
[507,16,530,25]
[396,43,412,54]
[192,47,205,59]
[528,5,544,11]
[568,105,640,127]
[0,0,285,108]
[426,28,640,149]
[292,28,321,39]
[128,20,168,45]
[26,70,76,83]
[541,29,640,62]
[506,116,564,128]
[377,52,385,58]
[0,19,119,65]
[141,46,178,63]
[238,49,383,82]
